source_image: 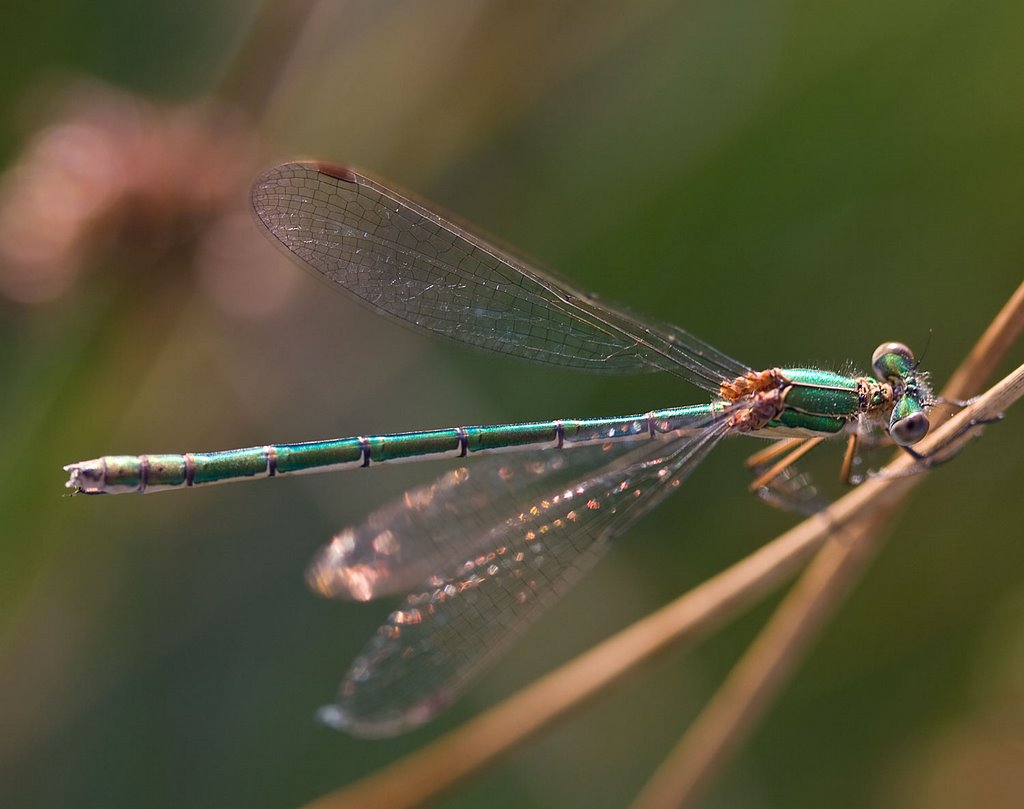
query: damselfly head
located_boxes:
[871,342,931,445]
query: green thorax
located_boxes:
[763,367,894,436]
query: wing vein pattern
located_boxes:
[252,163,750,391]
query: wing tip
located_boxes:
[316,687,454,738]
[252,159,359,192]
[307,160,359,184]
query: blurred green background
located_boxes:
[1,2,1022,807]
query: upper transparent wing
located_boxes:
[251,162,750,391]
[317,416,733,737]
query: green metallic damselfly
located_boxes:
[65,161,936,737]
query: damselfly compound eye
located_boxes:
[872,341,916,380]
[890,411,930,446]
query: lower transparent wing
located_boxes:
[318,417,733,737]
[307,443,645,602]
[306,410,721,603]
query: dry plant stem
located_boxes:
[303,368,1021,809]
[301,391,1021,809]
[303,284,1023,809]
[630,503,912,809]
[631,283,1024,809]
[631,366,1024,809]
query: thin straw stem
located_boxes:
[301,281,1023,809]
[630,281,1024,809]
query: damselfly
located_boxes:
[65,162,935,737]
